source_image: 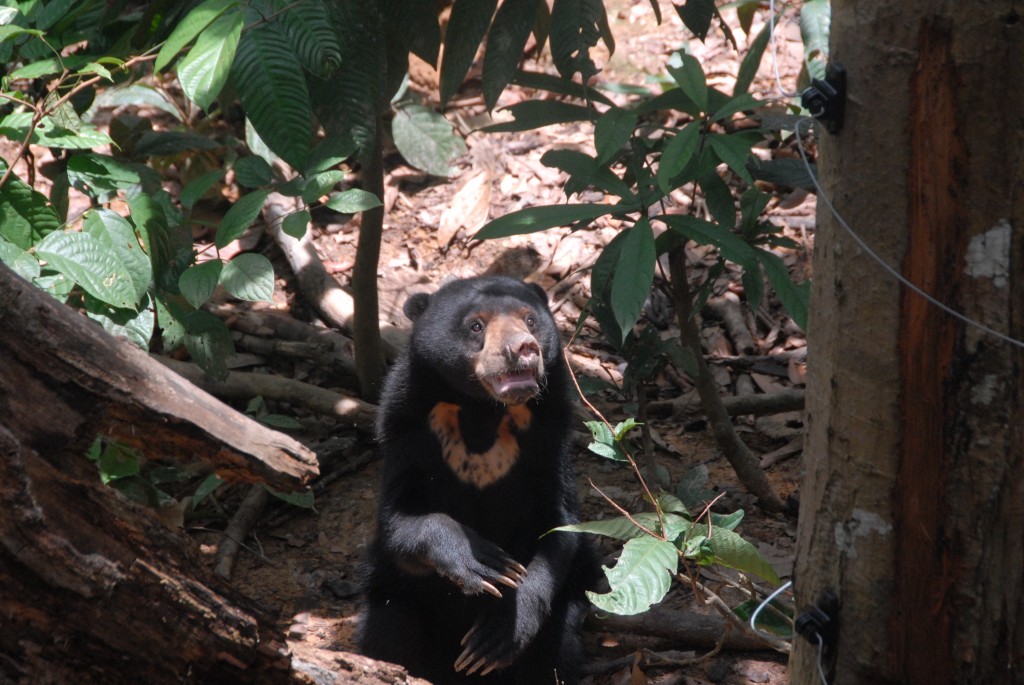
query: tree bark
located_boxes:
[791,4,1024,684]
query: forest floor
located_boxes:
[199,3,815,685]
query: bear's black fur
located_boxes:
[359,276,597,685]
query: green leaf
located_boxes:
[510,69,614,106]
[656,214,758,269]
[612,418,641,441]
[234,156,273,188]
[483,0,540,109]
[305,134,356,176]
[97,441,141,484]
[667,54,708,113]
[0,112,112,150]
[689,524,781,584]
[675,0,715,41]
[0,165,60,249]
[156,0,237,71]
[279,0,341,78]
[257,414,303,429]
[381,0,440,64]
[215,189,269,249]
[439,0,498,104]
[35,231,138,309]
[281,210,311,239]
[541,149,634,200]
[549,0,604,83]
[710,509,744,531]
[709,92,760,124]
[478,100,593,133]
[182,309,234,380]
[0,236,40,280]
[392,104,467,177]
[594,107,636,166]
[800,0,831,61]
[192,473,225,508]
[587,536,678,615]
[220,253,274,302]
[556,513,673,541]
[264,485,316,509]
[231,15,313,169]
[708,133,756,184]
[180,169,225,209]
[83,293,155,350]
[476,203,620,240]
[133,131,221,158]
[733,21,771,96]
[323,188,382,214]
[302,170,344,204]
[611,219,656,345]
[756,248,809,330]
[656,121,701,193]
[65,154,141,199]
[698,170,736,228]
[655,492,690,517]
[83,209,152,302]
[178,260,223,308]
[176,8,244,111]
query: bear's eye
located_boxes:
[470,321,484,333]
[525,315,537,329]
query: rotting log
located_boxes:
[0,264,416,684]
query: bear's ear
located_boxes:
[403,292,431,321]
[528,283,549,306]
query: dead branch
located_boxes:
[648,387,805,418]
[585,606,778,652]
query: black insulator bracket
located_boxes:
[801,62,846,135]
[795,587,840,650]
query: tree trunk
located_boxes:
[0,265,422,684]
[791,4,1024,684]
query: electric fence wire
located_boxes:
[749,581,831,685]
[768,2,1024,350]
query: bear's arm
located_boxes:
[375,430,528,597]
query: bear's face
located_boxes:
[404,277,560,405]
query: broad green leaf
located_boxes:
[257,413,303,429]
[555,513,688,541]
[264,485,316,509]
[800,0,831,61]
[0,236,40,280]
[35,231,138,309]
[215,189,269,249]
[689,524,781,584]
[97,441,141,484]
[478,100,593,133]
[584,420,629,462]
[182,309,234,380]
[192,473,225,508]
[0,164,60,248]
[178,260,223,308]
[91,84,182,120]
[67,154,141,199]
[594,107,636,165]
[220,253,274,302]
[279,0,341,78]
[541,149,634,200]
[132,131,221,158]
[180,169,225,209]
[84,209,151,302]
[177,8,243,111]
[392,104,467,177]
[587,536,678,615]
[708,133,756,184]
[510,69,614,107]
[439,0,498,104]
[655,493,690,517]
[698,170,736,228]
[482,0,540,109]
[709,92,760,124]
[675,0,715,41]
[0,111,112,149]
[549,0,604,83]
[585,420,615,446]
[657,121,701,193]
[667,54,708,113]
[612,418,641,441]
[324,189,382,214]
[611,219,656,345]
[656,214,758,269]
[756,248,809,330]
[734,20,771,97]
[234,156,273,188]
[302,170,345,204]
[84,293,155,350]
[281,210,311,239]
[710,509,745,531]
[476,203,620,240]
[231,16,313,169]
[305,134,356,176]
[156,0,237,72]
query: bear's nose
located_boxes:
[505,333,540,365]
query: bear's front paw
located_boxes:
[435,532,527,598]
[453,598,543,675]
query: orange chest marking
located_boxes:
[428,402,532,488]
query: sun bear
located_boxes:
[358,276,597,685]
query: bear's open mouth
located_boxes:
[485,370,540,403]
